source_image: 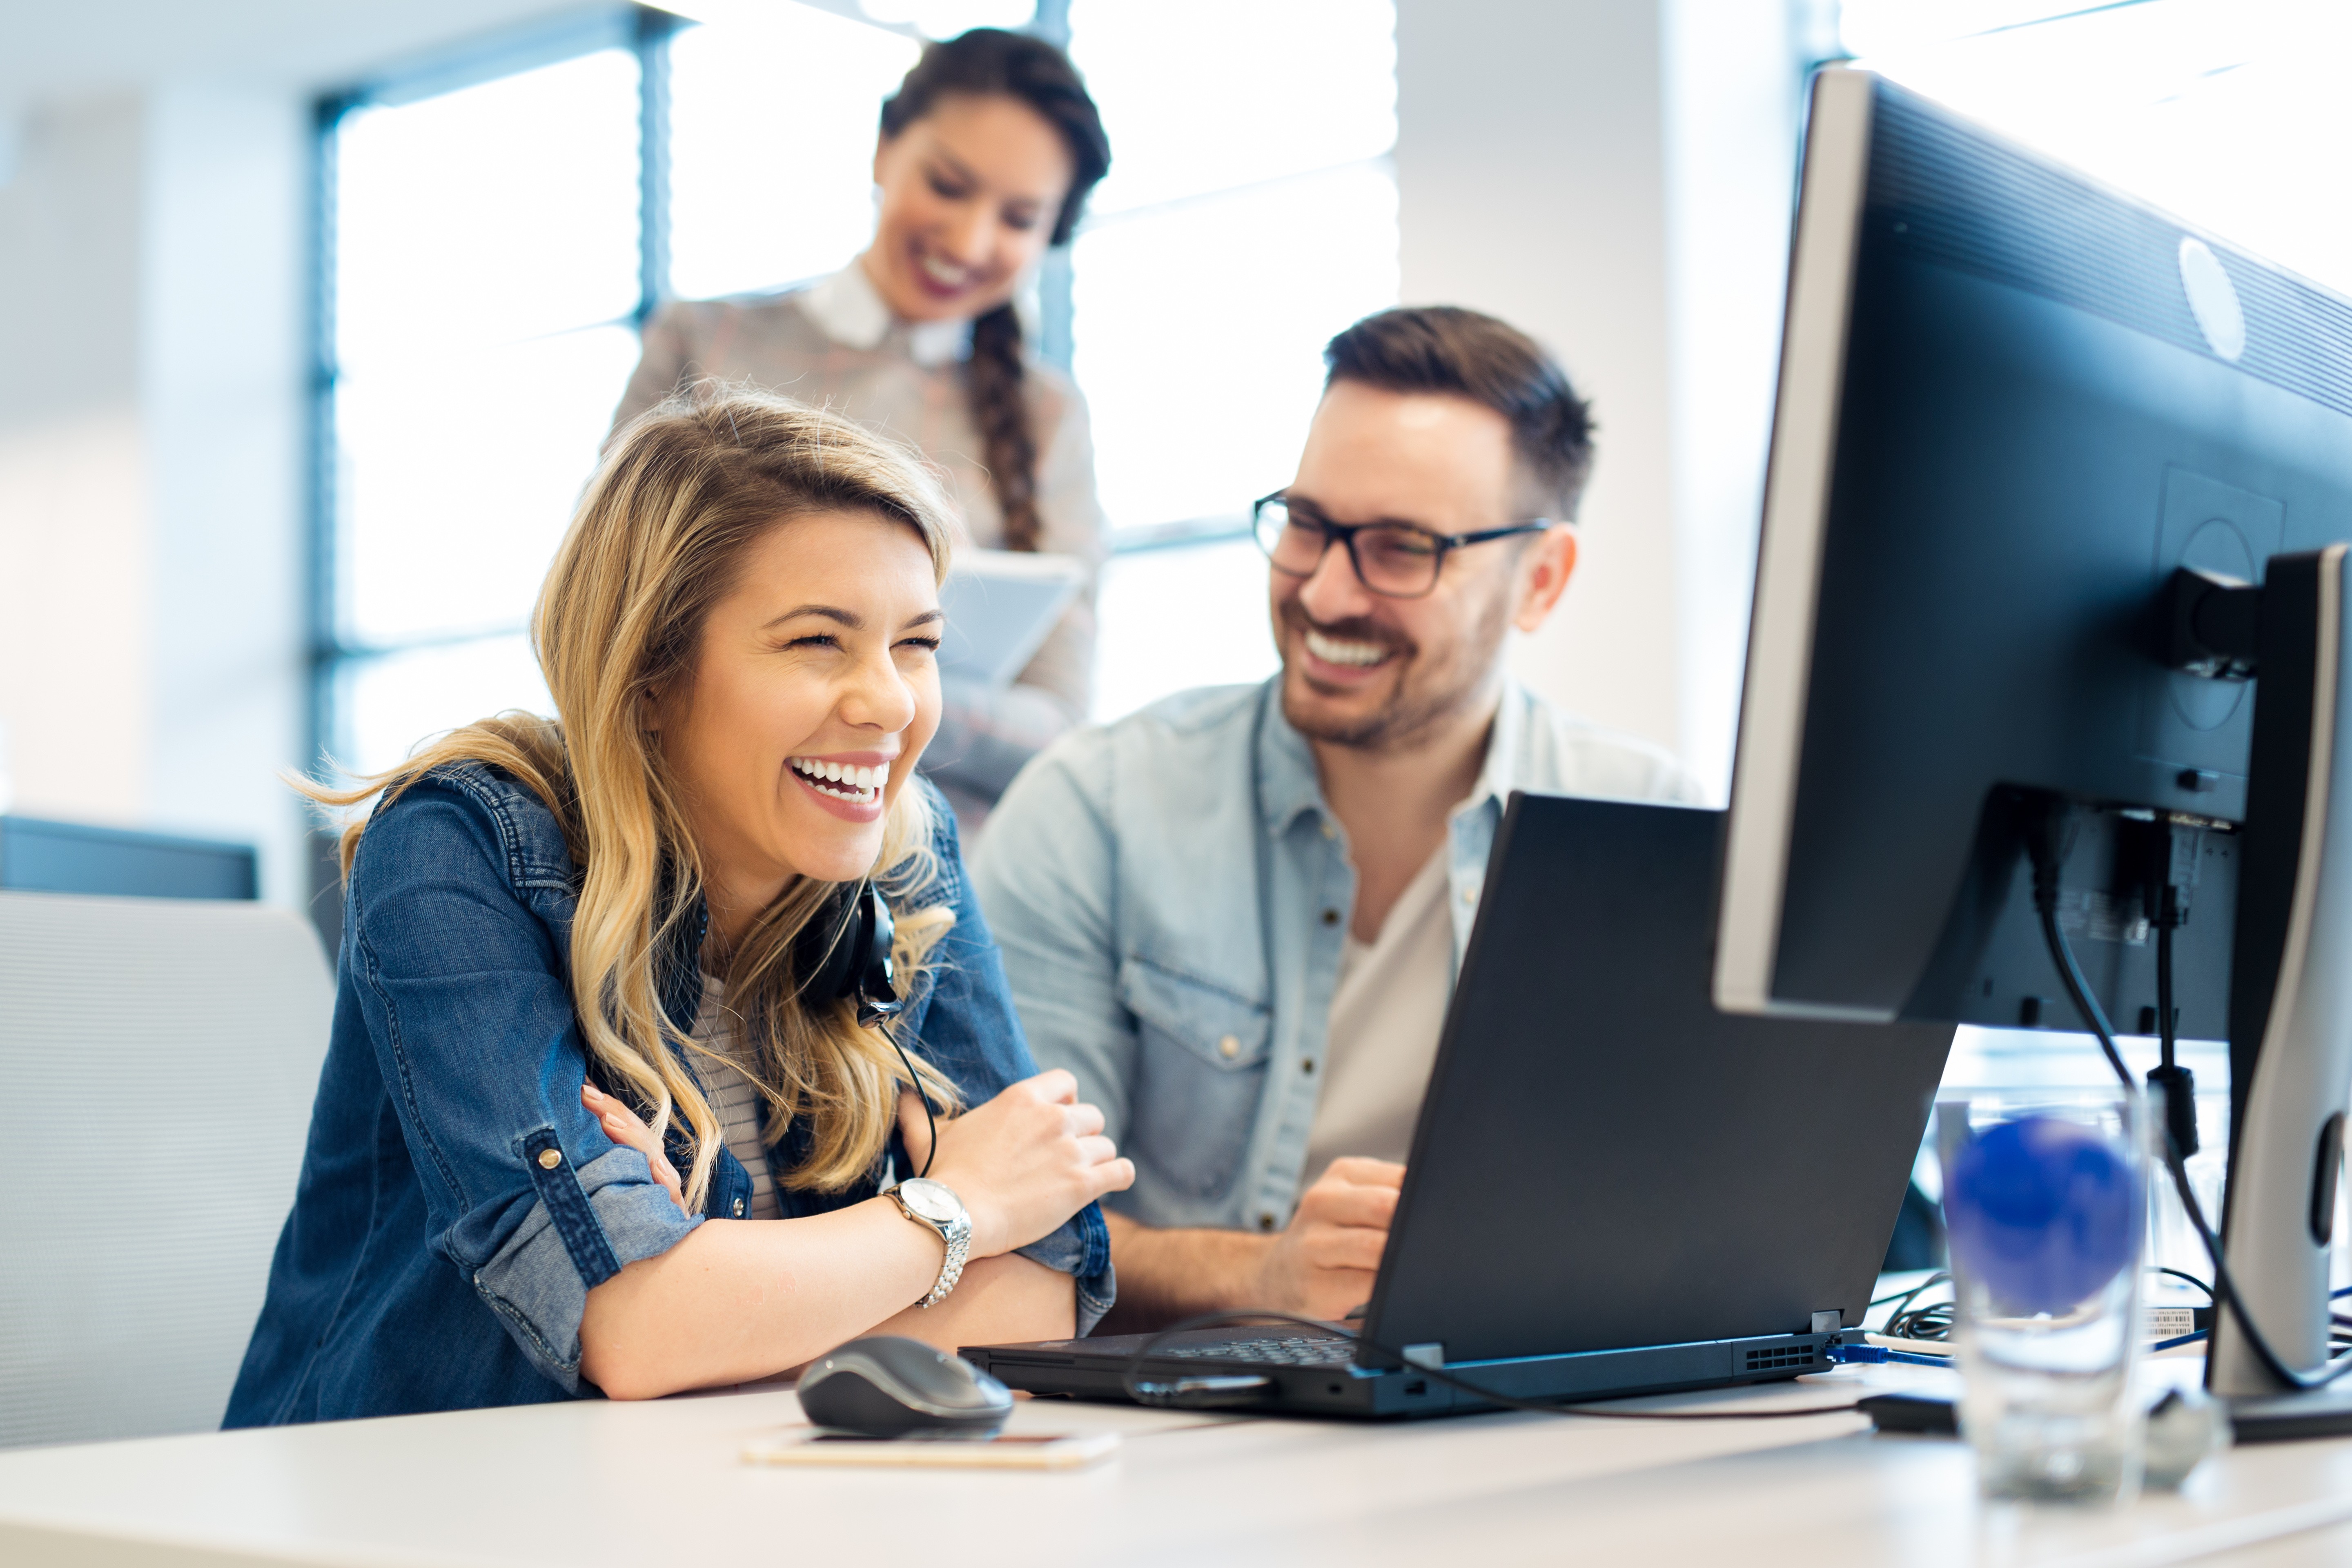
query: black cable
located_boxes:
[889,1038,937,1181]
[2147,867,2201,1159]
[1881,1270,2203,1345]
[2157,916,2178,1075]
[1119,1311,1864,1421]
[1886,1301,1955,1343]
[1867,1275,1946,1310]
[2151,1265,2216,1304]
[2030,863,2352,1393]
[2035,897,2136,1088]
[1876,1270,1948,1324]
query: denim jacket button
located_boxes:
[1321,908,1341,927]
[1218,1034,1240,1059]
[536,1148,562,1170]
[732,1197,746,1217]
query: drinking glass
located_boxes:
[1937,1087,2149,1501]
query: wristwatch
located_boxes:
[887,1177,973,1308]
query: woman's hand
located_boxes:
[910,1069,1133,1258]
[582,1083,690,1216]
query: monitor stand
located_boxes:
[2189,547,2352,1434]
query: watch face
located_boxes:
[899,1178,961,1225]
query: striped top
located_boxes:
[691,971,782,1221]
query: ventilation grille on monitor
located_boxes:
[1865,79,2352,423]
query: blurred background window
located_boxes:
[324,35,647,778]
[316,2,1400,777]
[1071,0,1398,719]
[666,10,919,302]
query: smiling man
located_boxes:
[972,307,1704,1329]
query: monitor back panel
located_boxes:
[1365,795,1953,1366]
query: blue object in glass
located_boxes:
[1945,1115,2141,1316]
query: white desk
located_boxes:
[6,1363,2352,1568]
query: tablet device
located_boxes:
[938,550,1087,689]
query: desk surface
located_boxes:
[6,1364,2352,1568]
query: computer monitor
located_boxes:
[1715,67,2352,1421]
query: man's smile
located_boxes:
[1302,628,1394,669]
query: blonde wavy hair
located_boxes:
[305,387,964,1206]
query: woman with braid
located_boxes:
[614,29,1110,829]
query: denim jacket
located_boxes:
[225,763,1111,1427]
[972,677,1702,1235]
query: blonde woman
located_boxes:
[226,388,1129,1423]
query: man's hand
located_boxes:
[1249,1157,1405,1321]
[1096,1157,1407,1333]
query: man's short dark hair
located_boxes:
[1322,306,1595,519]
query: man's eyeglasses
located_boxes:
[1250,493,1556,600]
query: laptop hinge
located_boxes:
[1401,1342,1446,1370]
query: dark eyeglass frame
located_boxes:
[1251,491,1557,600]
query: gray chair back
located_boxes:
[0,891,331,1448]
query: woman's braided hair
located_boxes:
[879,29,1110,552]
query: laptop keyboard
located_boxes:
[1156,1335,1358,1366]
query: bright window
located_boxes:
[666,10,918,302]
[326,45,645,777]
[1068,0,1398,719]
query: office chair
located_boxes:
[0,890,331,1449]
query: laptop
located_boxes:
[962,794,1955,1418]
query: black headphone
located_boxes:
[795,879,936,1179]
[798,880,904,1030]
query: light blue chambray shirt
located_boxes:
[972,676,1706,1236]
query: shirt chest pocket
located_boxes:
[1117,955,1272,1203]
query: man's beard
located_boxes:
[1276,589,1511,755]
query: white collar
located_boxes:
[800,261,971,369]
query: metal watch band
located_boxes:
[889,1183,971,1309]
[918,1219,970,1310]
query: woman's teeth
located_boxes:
[1304,628,1392,668]
[918,253,974,288]
[790,757,889,804]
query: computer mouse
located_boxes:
[796,1336,1014,1437]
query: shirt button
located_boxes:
[1218,1034,1240,1059]
[1321,908,1341,927]
[1302,1058,1316,1075]
[1461,884,1478,905]
[536,1149,562,1170]
[733,1197,746,1218]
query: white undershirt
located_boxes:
[693,971,783,1221]
[1303,844,1455,1186]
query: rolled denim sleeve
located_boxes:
[899,783,1116,1331]
[346,780,701,1392]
